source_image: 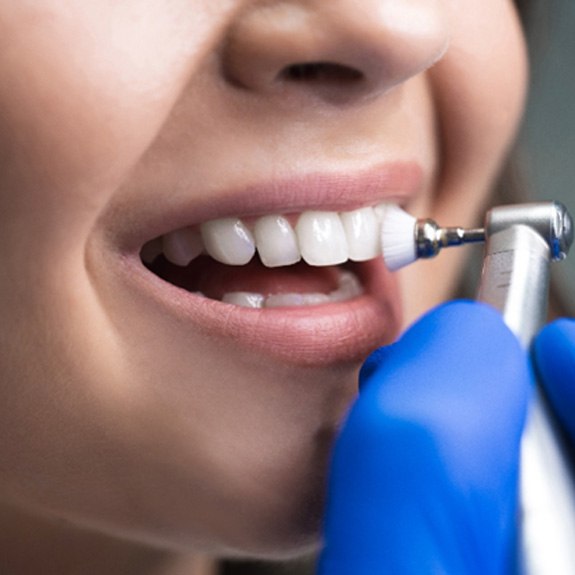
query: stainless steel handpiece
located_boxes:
[477,202,575,575]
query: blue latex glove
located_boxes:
[534,318,575,444]
[318,301,531,575]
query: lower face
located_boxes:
[0,0,526,559]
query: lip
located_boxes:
[120,255,402,366]
[103,161,421,365]
[114,161,424,255]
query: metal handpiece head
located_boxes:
[485,201,573,261]
[414,219,485,259]
[552,202,574,260]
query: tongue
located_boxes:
[154,256,343,300]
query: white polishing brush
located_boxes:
[380,204,486,271]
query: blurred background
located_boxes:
[521,0,575,291]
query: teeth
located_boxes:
[295,211,349,266]
[220,269,364,308]
[340,207,380,262]
[163,227,203,266]
[265,293,331,308]
[221,292,265,308]
[144,202,394,269]
[201,218,256,265]
[329,270,364,301]
[253,215,301,268]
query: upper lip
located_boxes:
[114,161,424,255]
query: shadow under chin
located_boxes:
[216,425,337,571]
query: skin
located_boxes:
[0,1,527,574]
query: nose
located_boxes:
[223,0,450,102]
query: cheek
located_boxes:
[399,1,527,323]
[428,0,528,222]
[0,1,227,233]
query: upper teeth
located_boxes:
[142,202,394,268]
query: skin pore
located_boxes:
[0,1,526,574]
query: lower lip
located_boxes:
[121,254,402,366]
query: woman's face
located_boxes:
[0,0,526,558]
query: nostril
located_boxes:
[280,62,364,85]
[223,2,449,98]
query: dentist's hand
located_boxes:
[318,301,531,575]
[535,318,575,444]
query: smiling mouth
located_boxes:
[140,201,395,309]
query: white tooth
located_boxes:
[222,292,265,308]
[254,215,301,268]
[141,238,163,264]
[330,270,364,302]
[162,227,203,266]
[295,211,348,266]
[265,293,331,308]
[201,218,256,265]
[374,202,394,222]
[340,207,381,261]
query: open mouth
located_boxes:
[140,202,393,309]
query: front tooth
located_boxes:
[340,207,380,262]
[201,218,256,265]
[254,215,301,268]
[163,227,203,266]
[295,211,348,266]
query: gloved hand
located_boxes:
[318,301,531,575]
[534,318,575,444]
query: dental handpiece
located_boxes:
[383,201,575,574]
[477,203,575,575]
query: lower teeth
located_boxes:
[220,270,363,309]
